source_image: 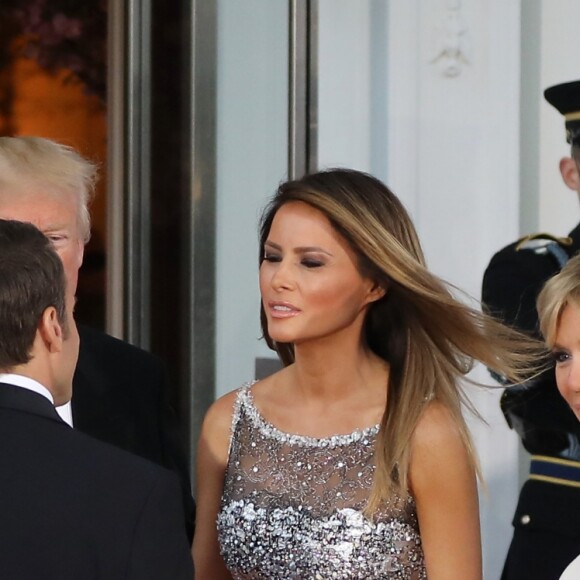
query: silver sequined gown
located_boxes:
[217,384,426,579]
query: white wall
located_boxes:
[388,3,522,577]
[215,1,289,396]
[537,0,580,234]
[319,0,520,579]
[317,2,373,172]
[381,1,580,576]
[317,0,389,185]
[319,1,521,577]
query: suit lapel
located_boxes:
[71,328,128,445]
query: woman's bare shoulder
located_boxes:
[198,385,249,464]
[202,386,246,432]
[409,400,474,492]
[412,400,464,449]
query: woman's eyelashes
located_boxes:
[262,252,325,268]
[301,257,324,268]
[263,253,281,263]
[552,349,570,364]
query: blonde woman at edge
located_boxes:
[537,253,580,580]
[194,169,541,579]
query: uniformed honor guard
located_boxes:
[482,80,580,580]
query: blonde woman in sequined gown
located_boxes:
[193,169,542,579]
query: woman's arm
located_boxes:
[192,391,237,580]
[409,401,482,580]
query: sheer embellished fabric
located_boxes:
[217,384,426,579]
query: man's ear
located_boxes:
[38,307,64,353]
[75,238,85,269]
[559,157,580,192]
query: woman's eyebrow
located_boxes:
[265,240,333,256]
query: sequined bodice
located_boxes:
[217,384,426,579]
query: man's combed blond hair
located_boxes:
[0,136,98,243]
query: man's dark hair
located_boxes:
[0,219,67,369]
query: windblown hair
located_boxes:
[0,219,67,370]
[259,168,544,509]
[572,141,580,164]
[537,253,580,347]
[0,136,98,243]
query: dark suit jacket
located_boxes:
[0,383,194,579]
[72,325,195,541]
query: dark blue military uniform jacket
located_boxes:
[482,223,580,579]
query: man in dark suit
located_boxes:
[482,80,580,579]
[0,218,193,579]
[0,136,195,541]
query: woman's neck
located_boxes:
[289,338,388,403]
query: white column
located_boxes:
[386,1,522,577]
[537,0,580,234]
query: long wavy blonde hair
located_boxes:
[259,168,544,509]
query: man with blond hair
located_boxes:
[0,136,195,542]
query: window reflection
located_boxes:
[0,1,107,330]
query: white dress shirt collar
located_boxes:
[0,373,54,405]
[55,401,73,426]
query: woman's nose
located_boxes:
[270,260,294,291]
